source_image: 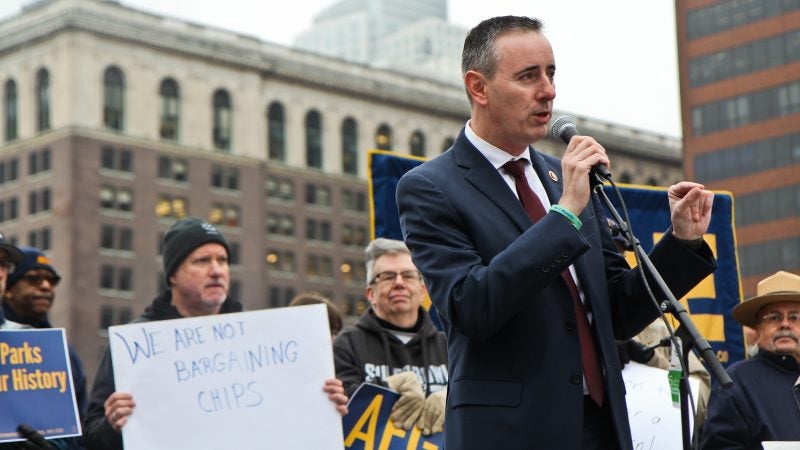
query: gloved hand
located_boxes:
[11,424,56,450]
[621,339,655,365]
[418,387,447,435]
[386,372,425,430]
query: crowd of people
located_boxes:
[1,13,799,450]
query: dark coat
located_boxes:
[701,350,800,449]
[396,129,716,450]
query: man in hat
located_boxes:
[700,270,800,448]
[0,232,23,329]
[2,247,89,427]
[83,217,348,450]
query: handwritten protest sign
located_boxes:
[109,304,342,450]
[343,383,443,449]
[623,362,700,450]
[0,329,81,443]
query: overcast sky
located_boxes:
[0,0,683,138]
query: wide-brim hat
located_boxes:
[731,271,800,327]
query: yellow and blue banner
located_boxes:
[0,329,81,443]
[343,383,443,449]
[368,150,744,366]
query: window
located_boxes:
[154,195,188,218]
[35,68,50,132]
[305,218,332,242]
[103,66,125,131]
[99,265,134,291]
[410,130,426,157]
[29,148,51,175]
[305,110,323,168]
[4,79,17,141]
[157,156,187,182]
[210,165,240,190]
[208,203,241,227]
[266,213,295,238]
[100,224,133,251]
[27,227,51,251]
[305,183,332,207]
[266,177,295,202]
[159,78,180,141]
[342,189,367,212]
[375,123,392,150]
[28,188,51,214]
[441,137,455,153]
[341,117,358,175]
[267,102,285,161]
[0,197,19,223]
[212,89,232,151]
[100,146,133,172]
[266,249,296,273]
[228,242,241,265]
[100,186,133,212]
[100,305,114,329]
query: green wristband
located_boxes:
[549,205,582,230]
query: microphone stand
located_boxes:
[592,180,733,450]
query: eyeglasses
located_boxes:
[370,270,421,285]
[19,273,61,287]
[0,260,14,273]
[759,312,800,325]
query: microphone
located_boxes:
[550,115,612,181]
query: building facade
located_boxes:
[676,0,800,295]
[0,0,681,382]
[294,0,465,85]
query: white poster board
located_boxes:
[623,362,700,450]
[109,304,342,450]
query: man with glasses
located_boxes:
[701,271,800,448]
[3,246,88,449]
[334,238,448,435]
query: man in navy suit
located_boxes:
[396,16,717,450]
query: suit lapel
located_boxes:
[529,149,563,206]
[452,132,532,232]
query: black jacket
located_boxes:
[82,290,242,450]
[701,350,800,449]
[333,307,448,397]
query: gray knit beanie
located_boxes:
[162,217,229,284]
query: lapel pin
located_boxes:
[548,170,559,182]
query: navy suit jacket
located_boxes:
[396,130,716,450]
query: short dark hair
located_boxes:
[462,16,544,80]
[288,292,344,336]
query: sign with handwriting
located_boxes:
[624,362,700,450]
[109,305,342,450]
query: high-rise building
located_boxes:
[676,0,800,295]
[294,0,465,84]
[0,0,681,383]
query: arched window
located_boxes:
[212,89,232,151]
[375,123,392,150]
[103,66,125,131]
[341,117,358,175]
[159,78,180,141]
[267,102,285,161]
[305,110,323,169]
[4,79,17,141]
[410,130,426,157]
[35,68,50,132]
[441,136,455,153]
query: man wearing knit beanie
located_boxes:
[161,216,230,287]
[83,217,349,450]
